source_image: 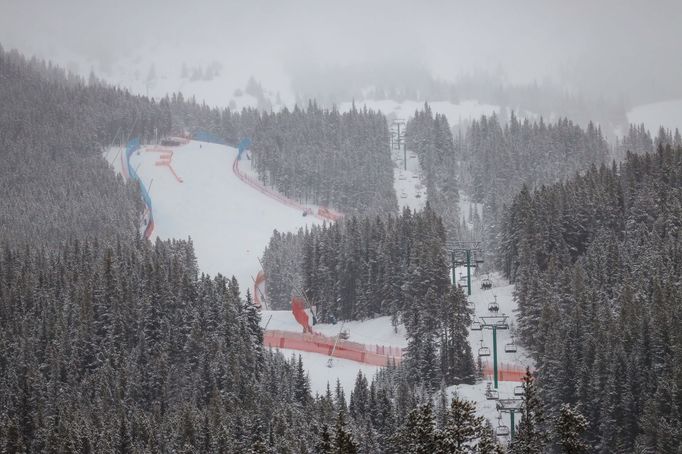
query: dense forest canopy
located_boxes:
[250,103,397,215]
[263,205,476,389]
[500,145,682,451]
[0,46,171,246]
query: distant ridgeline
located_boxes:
[499,145,682,451]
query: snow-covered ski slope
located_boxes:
[392,146,426,212]
[628,98,682,134]
[106,140,323,288]
[450,270,534,436]
[262,311,408,348]
[461,269,534,374]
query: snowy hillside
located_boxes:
[451,269,534,440]
[392,146,426,212]
[105,140,322,288]
[262,311,408,348]
[628,98,682,134]
[105,138,530,420]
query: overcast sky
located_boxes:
[2,0,681,104]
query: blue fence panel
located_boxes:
[237,137,252,160]
[193,130,226,145]
[125,138,154,235]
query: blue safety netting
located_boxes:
[193,130,226,145]
[125,138,154,234]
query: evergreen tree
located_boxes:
[333,410,358,454]
[555,403,589,454]
[510,369,547,454]
[316,424,333,454]
[439,395,485,453]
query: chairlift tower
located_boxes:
[449,241,484,296]
[480,314,509,389]
[390,119,407,170]
[496,398,524,440]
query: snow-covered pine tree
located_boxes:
[555,403,589,454]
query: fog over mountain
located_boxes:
[2,0,681,107]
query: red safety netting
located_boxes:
[263,329,403,367]
[482,363,528,382]
[232,157,342,222]
[291,297,312,333]
[253,270,266,308]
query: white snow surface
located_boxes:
[106,140,322,288]
[462,269,534,370]
[447,270,533,441]
[459,193,483,228]
[628,99,682,134]
[392,146,426,212]
[262,311,408,348]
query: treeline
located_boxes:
[251,103,396,215]
[461,112,609,205]
[0,237,507,452]
[0,45,173,247]
[462,112,609,263]
[169,99,398,215]
[499,145,682,451]
[406,104,460,238]
[263,205,476,388]
[613,122,682,162]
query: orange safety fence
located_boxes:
[232,157,343,222]
[150,149,183,183]
[145,146,174,153]
[263,329,403,367]
[482,362,528,382]
[253,271,266,308]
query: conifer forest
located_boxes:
[2,2,682,452]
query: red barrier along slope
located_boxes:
[482,363,528,383]
[253,270,266,308]
[263,330,403,367]
[291,297,312,333]
[232,156,343,222]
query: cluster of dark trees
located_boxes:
[404,107,612,258]
[460,113,609,206]
[0,45,174,247]
[249,103,397,215]
[263,205,476,388]
[166,99,398,215]
[613,122,682,162]
[499,145,682,452]
[406,105,460,238]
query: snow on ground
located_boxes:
[459,193,483,228]
[461,269,534,373]
[262,311,408,348]
[447,269,533,441]
[106,140,322,289]
[450,380,521,442]
[339,100,500,127]
[106,138,528,431]
[628,99,682,134]
[276,348,382,397]
[392,147,426,212]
